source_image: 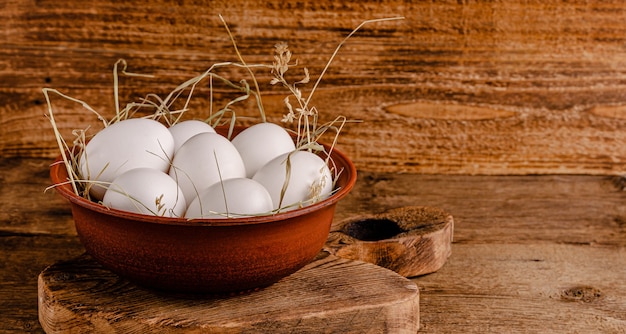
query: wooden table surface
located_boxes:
[1,157,625,333]
[3,1,626,332]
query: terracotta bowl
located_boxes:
[49,126,357,294]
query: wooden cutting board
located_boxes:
[325,206,454,278]
[38,252,420,333]
[38,206,455,333]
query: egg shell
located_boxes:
[169,132,246,204]
[103,168,186,217]
[252,150,333,212]
[168,120,216,153]
[79,118,175,201]
[231,122,296,178]
[185,178,274,219]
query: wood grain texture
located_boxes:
[1,235,83,334]
[416,243,626,333]
[3,158,626,332]
[3,1,626,174]
[38,253,419,333]
[0,158,77,236]
[325,206,454,277]
[336,173,626,247]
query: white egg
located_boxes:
[169,132,246,204]
[252,150,333,212]
[231,122,296,178]
[168,120,216,153]
[185,178,274,219]
[79,118,175,201]
[103,168,186,217]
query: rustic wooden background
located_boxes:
[3,0,626,175]
[3,2,626,332]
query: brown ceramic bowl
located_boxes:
[49,126,356,294]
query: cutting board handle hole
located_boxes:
[342,219,404,241]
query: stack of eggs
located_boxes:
[80,119,333,219]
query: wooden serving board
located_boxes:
[326,206,454,278]
[38,253,419,333]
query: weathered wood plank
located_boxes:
[38,254,419,333]
[2,158,626,332]
[0,158,76,236]
[0,235,83,334]
[415,244,626,333]
[336,173,626,246]
[3,1,626,174]
[5,156,625,246]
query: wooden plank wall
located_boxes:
[3,0,626,175]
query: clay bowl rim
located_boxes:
[49,136,357,227]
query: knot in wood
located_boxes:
[561,286,603,303]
